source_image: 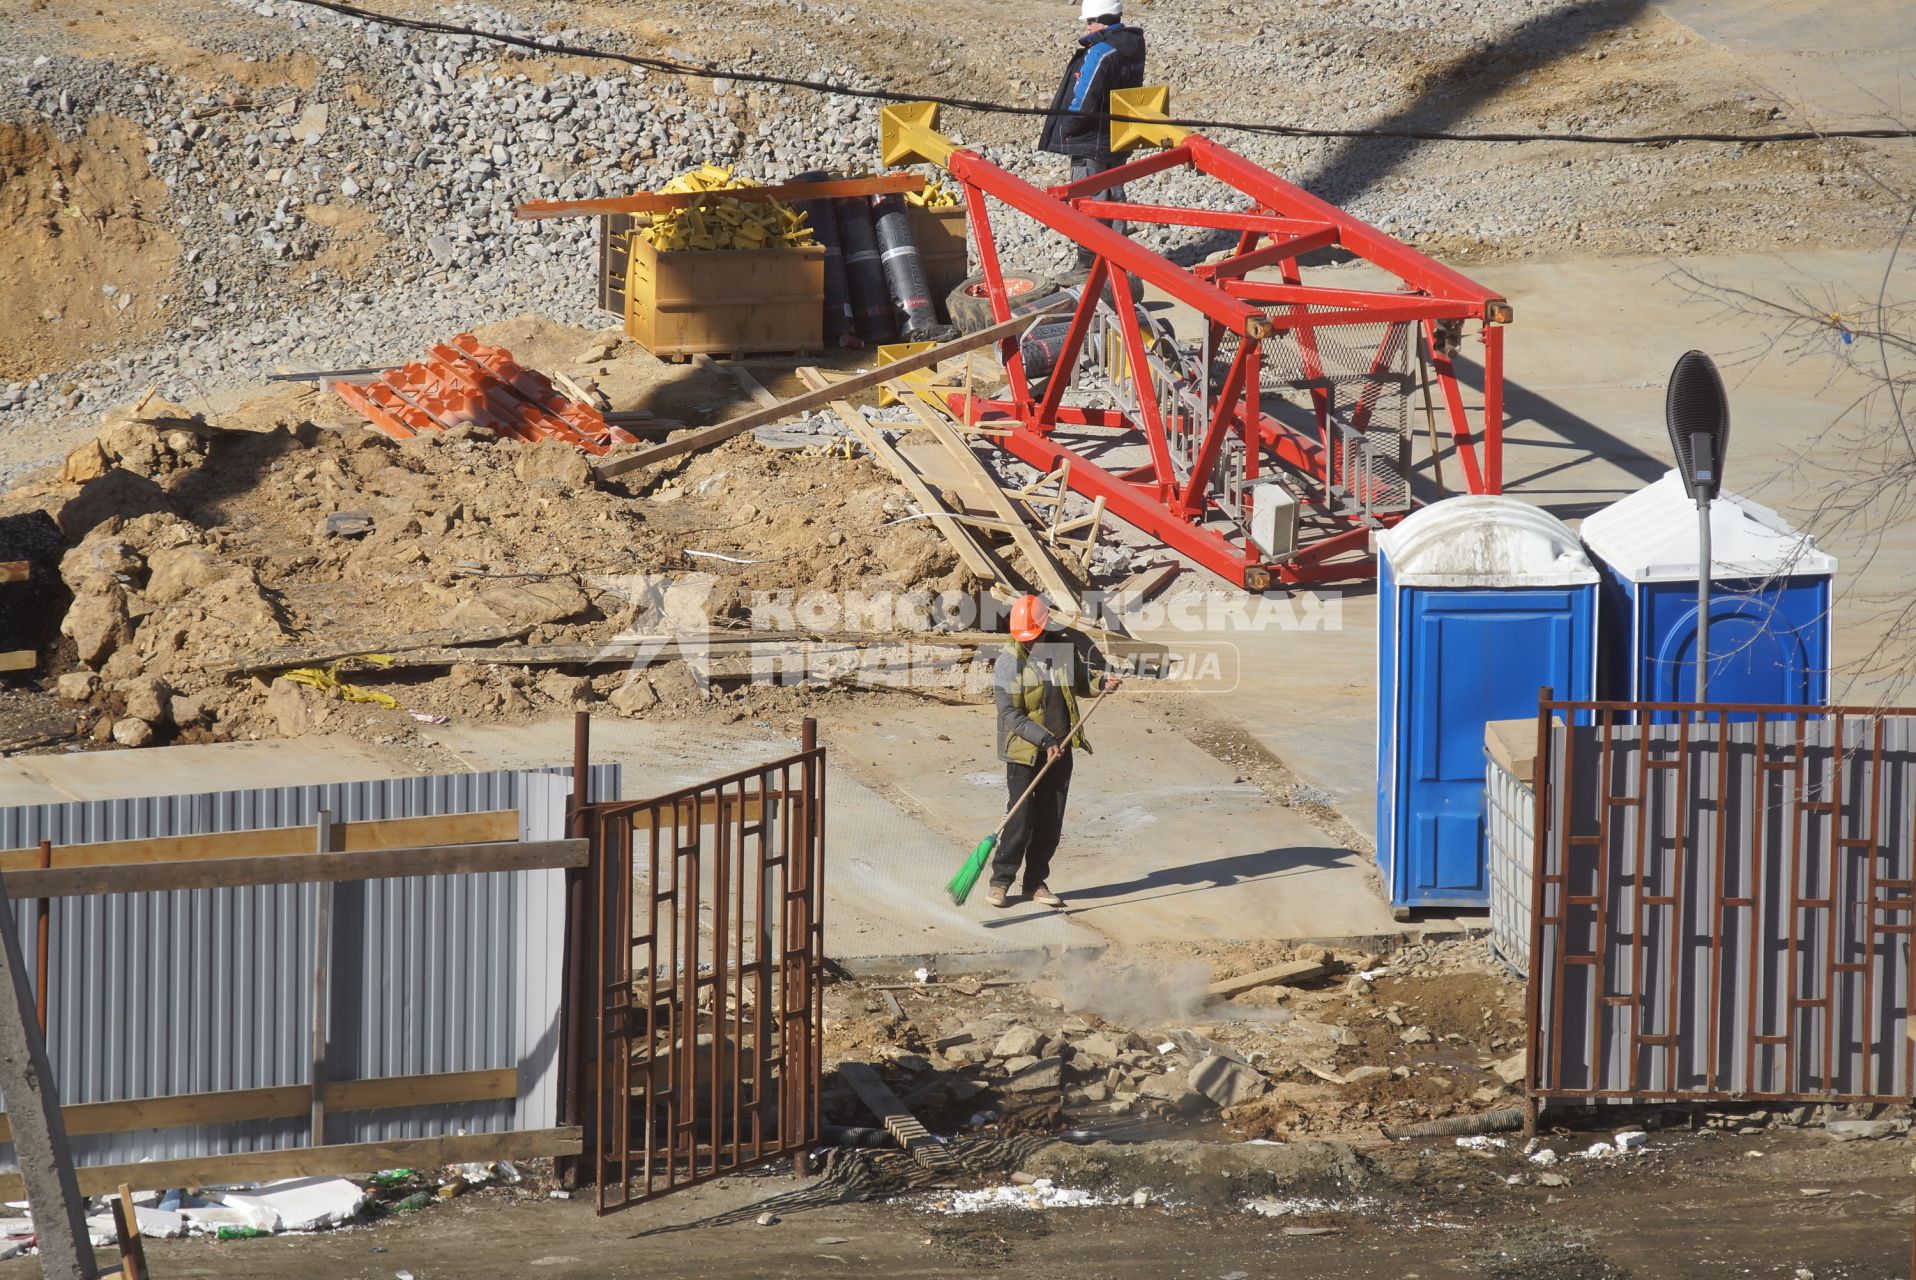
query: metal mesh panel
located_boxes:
[1329,408,1411,517]
[1209,314,1415,519]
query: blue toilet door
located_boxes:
[1649,595,1810,719]
[1402,590,1585,904]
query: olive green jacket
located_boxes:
[993,641,1093,765]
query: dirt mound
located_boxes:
[0,117,177,382]
[2,361,961,749]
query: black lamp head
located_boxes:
[1665,350,1730,504]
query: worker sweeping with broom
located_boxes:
[952,594,1121,910]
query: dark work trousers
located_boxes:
[991,752,1075,893]
[1068,152,1128,268]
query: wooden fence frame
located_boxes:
[1,812,585,1193]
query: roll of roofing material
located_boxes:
[1018,321,1076,379]
[871,192,956,343]
[833,196,897,346]
[793,172,858,348]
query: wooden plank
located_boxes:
[905,396,1083,599]
[2,838,587,898]
[0,651,35,674]
[695,354,782,410]
[1112,562,1181,612]
[837,1061,954,1171]
[280,634,989,674]
[795,367,1002,584]
[112,1183,148,1280]
[0,1068,518,1144]
[325,1067,519,1114]
[0,1127,584,1199]
[595,304,1069,480]
[0,810,523,874]
[1203,958,1328,1000]
[221,623,537,676]
[265,367,387,383]
[901,396,1140,645]
[0,562,27,585]
[515,173,924,220]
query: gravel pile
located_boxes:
[0,0,1893,481]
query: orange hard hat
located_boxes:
[1010,594,1050,643]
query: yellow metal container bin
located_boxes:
[623,240,825,358]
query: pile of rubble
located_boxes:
[826,938,1531,1144]
[0,323,970,750]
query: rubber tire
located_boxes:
[945,270,1048,334]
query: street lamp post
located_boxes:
[1664,351,1731,710]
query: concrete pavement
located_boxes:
[0,737,410,807]
[1129,245,1916,848]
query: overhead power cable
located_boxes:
[284,0,1916,147]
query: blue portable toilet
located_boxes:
[1579,470,1835,719]
[1376,496,1599,910]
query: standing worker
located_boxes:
[988,595,1122,909]
[1040,1,1147,270]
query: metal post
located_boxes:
[556,710,591,1187]
[0,874,97,1280]
[309,811,336,1146]
[1522,686,1554,1138]
[1696,495,1712,711]
[35,839,49,1036]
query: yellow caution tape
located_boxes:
[637,166,819,252]
[281,655,402,709]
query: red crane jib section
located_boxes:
[939,134,1508,590]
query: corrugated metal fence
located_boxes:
[1527,703,1914,1107]
[0,763,617,1169]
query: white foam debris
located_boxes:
[181,1204,275,1235]
[215,1176,367,1232]
[1528,1147,1559,1166]
[926,1179,1110,1214]
[1455,1135,1508,1152]
[1244,1195,1377,1218]
[85,1207,186,1241]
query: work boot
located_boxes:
[985,885,1010,908]
[1030,884,1064,908]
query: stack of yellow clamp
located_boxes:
[905,177,961,209]
[637,165,819,252]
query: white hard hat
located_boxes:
[1080,0,1120,20]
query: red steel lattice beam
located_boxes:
[880,97,1508,590]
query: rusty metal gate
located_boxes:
[568,720,825,1211]
[1526,698,1916,1114]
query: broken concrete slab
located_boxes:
[1073,1032,1128,1064]
[1189,1053,1271,1109]
[994,1027,1043,1058]
[1003,1056,1063,1092]
[1824,1119,1910,1141]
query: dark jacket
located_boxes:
[1039,23,1146,158]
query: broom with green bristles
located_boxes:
[946,682,1117,906]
